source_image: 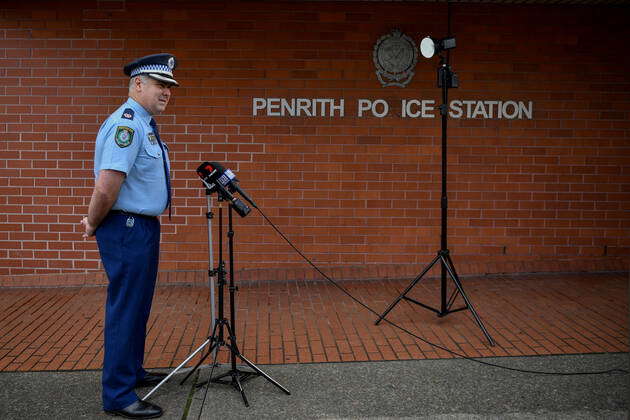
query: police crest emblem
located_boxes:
[115,126,134,148]
[373,29,418,88]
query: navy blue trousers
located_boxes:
[96,213,160,411]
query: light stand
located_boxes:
[375,19,495,346]
[179,195,290,407]
[205,190,217,360]
[141,187,219,402]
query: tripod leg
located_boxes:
[143,336,212,401]
[375,253,441,325]
[237,353,291,395]
[195,336,225,418]
[232,371,249,407]
[440,254,495,346]
[223,321,291,395]
[180,319,222,385]
[180,340,218,385]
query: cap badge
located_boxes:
[167,57,175,69]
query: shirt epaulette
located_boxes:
[121,108,135,120]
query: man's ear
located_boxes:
[133,76,143,91]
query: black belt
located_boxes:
[110,210,157,220]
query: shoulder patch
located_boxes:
[121,108,135,120]
[114,126,134,148]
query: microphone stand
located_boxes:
[375,5,494,346]
[143,189,290,406]
[179,194,290,407]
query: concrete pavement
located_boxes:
[0,352,627,419]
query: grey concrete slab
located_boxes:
[0,353,627,419]
[0,369,190,419]
[186,353,628,420]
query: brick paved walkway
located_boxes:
[0,272,627,372]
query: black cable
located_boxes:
[257,207,629,377]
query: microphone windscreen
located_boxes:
[196,162,215,178]
[209,161,226,172]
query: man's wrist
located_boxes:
[87,217,98,228]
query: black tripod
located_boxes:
[179,196,290,406]
[375,43,494,346]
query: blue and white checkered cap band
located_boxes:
[130,64,173,77]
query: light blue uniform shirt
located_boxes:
[94,97,170,216]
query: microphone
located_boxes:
[217,166,258,209]
[197,162,258,209]
[196,162,251,217]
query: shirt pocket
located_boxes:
[140,141,163,159]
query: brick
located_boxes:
[0,2,628,290]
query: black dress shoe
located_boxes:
[136,372,168,387]
[104,400,163,418]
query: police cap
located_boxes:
[123,53,179,86]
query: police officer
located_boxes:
[81,53,178,419]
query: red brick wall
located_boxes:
[1,1,629,286]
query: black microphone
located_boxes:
[196,162,251,217]
[199,161,258,209]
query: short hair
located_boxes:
[128,74,150,91]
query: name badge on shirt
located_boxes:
[148,133,158,145]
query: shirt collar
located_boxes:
[125,97,152,124]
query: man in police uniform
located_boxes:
[81,53,178,419]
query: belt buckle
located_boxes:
[126,216,135,228]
